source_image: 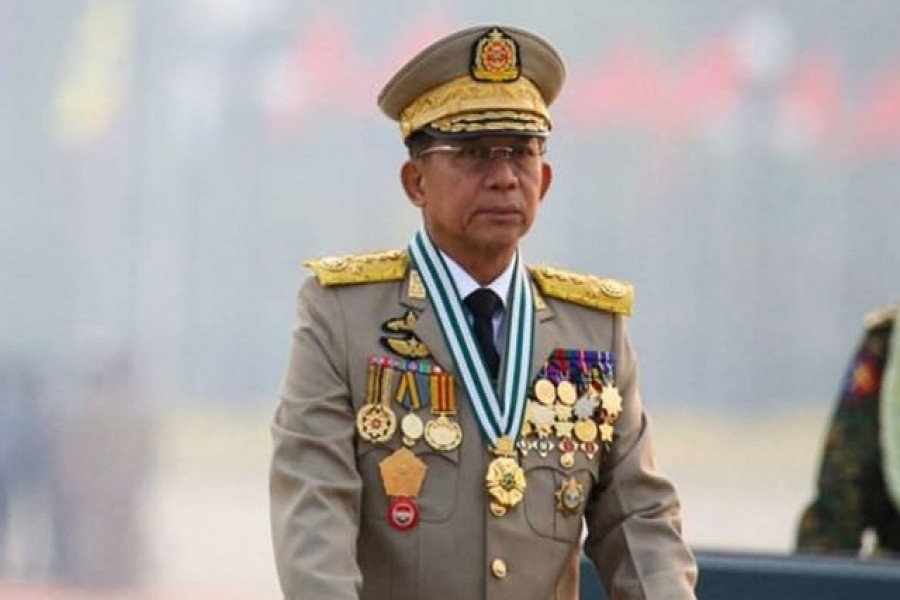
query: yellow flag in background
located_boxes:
[54,0,133,146]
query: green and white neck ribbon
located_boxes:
[880,315,900,508]
[409,229,534,447]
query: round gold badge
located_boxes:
[573,419,598,443]
[556,380,577,405]
[423,414,462,451]
[401,413,424,442]
[356,404,397,444]
[533,378,556,404]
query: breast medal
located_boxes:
[357,358,398,444]
[394,367,425,447]
[423,370,462,451]
[485,436,526,517]
[379,447,427,531]
[555,477,585,515]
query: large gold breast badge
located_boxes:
[485,436,526,517]
[555,477,585,515]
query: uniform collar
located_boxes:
[439,249,514,307]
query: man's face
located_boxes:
[401,135,553,264]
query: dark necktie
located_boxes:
[464,288,502,379]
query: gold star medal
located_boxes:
[599,422,615,443]
[601,385,623,421]
[485,436,526,517]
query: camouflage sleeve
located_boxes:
[796,329,887,554]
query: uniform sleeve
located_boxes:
[269,277,362,600]
[796,331,884,554]
[582,317,698,599]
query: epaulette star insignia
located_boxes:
[304,250,408,286]
[529,266,634,315]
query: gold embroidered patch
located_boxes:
[304,250,408,286]
[529,266,633,315]
[380,310,431,359]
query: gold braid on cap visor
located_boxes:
[399,76,551,140]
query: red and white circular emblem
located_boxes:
[387,497,420,531]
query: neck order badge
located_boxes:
[408,229,534,516]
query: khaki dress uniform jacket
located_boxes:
[270,252,697,600]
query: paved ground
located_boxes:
[1,405,832,598]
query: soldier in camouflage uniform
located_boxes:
[796,305,900,556]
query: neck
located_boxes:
[443,247,514,286]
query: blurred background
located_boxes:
[2,0,899,597]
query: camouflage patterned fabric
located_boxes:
[796,317,900,556]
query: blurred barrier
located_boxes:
[580,550,900,599]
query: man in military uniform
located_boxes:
[797,304,900,556]
[269,24,697,599]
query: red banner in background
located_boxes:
[261,16,900,159]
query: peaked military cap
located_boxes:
[378,24,566,141]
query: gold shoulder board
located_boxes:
[304,250,408,286]
[529,266,634,316]
[864,304,898,330]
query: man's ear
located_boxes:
[538,161,553,201]
[401,160,426,207]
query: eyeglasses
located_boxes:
[416,142,546,171]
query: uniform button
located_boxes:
[491,558,508,579]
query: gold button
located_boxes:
[491,558,508,579]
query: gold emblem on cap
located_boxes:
[471,28,520,82]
